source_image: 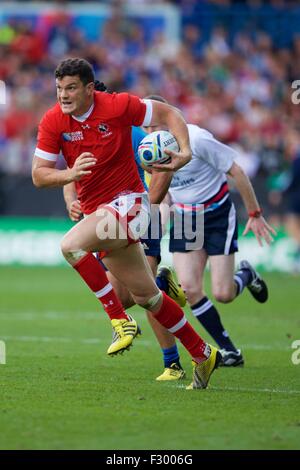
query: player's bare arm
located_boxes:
[63,181,82,222]
[159,192,172,236]
[148,101,191,172]
[32,152,97,188]
[147,170,174,204]
[227,162,277,246]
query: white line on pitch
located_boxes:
[1,335,152,346]
[176,384,300,395]
[0,335,291,352]
[210,386,300,395]
[0,311,100,320]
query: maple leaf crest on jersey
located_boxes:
[98,123,109,132]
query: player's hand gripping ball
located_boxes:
[138,130,179,167]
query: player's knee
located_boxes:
[60,235,75,256]
[212,287,234,304]
[134,290,163,311]
[182,283,203,305]
[60,236,86,263]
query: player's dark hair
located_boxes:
[55,58,95,86]
[144,94,168,104]
[94,80,107,92]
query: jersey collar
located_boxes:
[71,102,94,122]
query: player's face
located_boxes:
[56,76,94,116]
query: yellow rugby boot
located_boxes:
[156,363,186,381]
[156,266,186,307]
[186,345,222,390]
[107,314,141,356]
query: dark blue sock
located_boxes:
[191,297,237,352]
[162,344,181,368]
[234,268,253,296]
[156,275,168,293]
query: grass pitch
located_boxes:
[0,266,300,450]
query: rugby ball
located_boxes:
[138,130,179,167]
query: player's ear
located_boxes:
[86,82,95,95]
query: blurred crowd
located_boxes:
[1,0,300,222]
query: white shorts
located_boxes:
[98,191,150,244]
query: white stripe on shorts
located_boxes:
[95,283,113,298]
[168,316,187,334]
[224,203,236,255]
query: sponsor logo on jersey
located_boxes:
[170,176,195,188]
[62,131,84,142]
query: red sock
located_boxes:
[153,292,210,362]
[73,253,128,321]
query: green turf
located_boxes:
[0,266,300,450]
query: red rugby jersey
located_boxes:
[35,91,148,214]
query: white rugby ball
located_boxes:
[138,130,179,167]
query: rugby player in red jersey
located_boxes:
[32,58,222,389]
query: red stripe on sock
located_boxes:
[73,253,128,320]
[154,292,208,361]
